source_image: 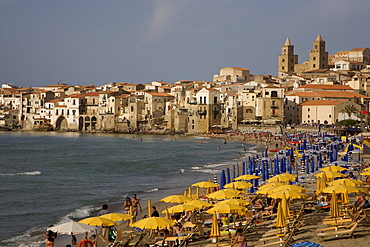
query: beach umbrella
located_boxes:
[100,213,132,222]
[360,171,370,176]
[269,184,307,193]
[269,189,308,200]
[183,199,212,209]
[196,186,200,199]
[320,165,347,172]
[276,202,287,229]
[327,179,363,187]
[330,191,340,218]
[132,217,174,230]
[216,198,251,206]
[78,217,118,227]
[315,171,345,179]
[258,182,285,191]
[206,189,239,199]
[191,181,218,188]
[163,204,198,213]
[49,221,95,234]
[321,184,361,194]
[147,200,151,217]
[341,191,350,205]
[267,173,296,183]
[233,174,260,180]
[364,167,370,172]
[160,195,191,203]
[220,170,226,189]
[210,213,220,239]
[281,193,290,218]
[224,181,252,189]
[206,203,247,214]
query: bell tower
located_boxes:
[309,35,328,70]
[278,37,298,74]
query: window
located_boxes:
[313,64,316,68]
[282,59,285,62]
[214,96,217,104]
[308,108,310,112]
[72,110,76,115]
[329,115,331,118]
[313,57,316,60]
[308,115,310,118]
[73,99,76,105]
[282,66,285,70]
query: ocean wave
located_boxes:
[144,188,159,193]
[60,205,97,222]
[189,169,221,174]
[0,171,41,176]
[191,166,201,170]
[204,163,226,168]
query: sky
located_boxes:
[1,0,370,88]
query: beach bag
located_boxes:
[108,228,117,242]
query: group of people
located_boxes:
[123,193,142,222]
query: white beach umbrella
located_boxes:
[49,221,95,234]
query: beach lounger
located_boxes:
[317,222,358,239]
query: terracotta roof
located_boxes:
[207,88,220,92]
[55,105,67,107]
[350,48,368,52]
[300,99,347,106]
[285,92,318,97]
[297,84,353,90]
[226,66,249,71]
[146,92,174,97]
[46,99,63,103]
[314,90,369,99]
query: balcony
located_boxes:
[188,102,197,105]
[198,110,207,115]
[271,106,278,109]
[212,110,219,115]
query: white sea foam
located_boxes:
[191,166,201,170]
[0,171,41,176]
[204,163,226,168]
[144,188,159,193]
[59,205,97,222]
[190,169,221,174]
[179,169,185,173]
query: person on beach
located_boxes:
[124,197,132,214]
[98,204,111,238]
[42,229,56,247]
[151,206,159,217]
[232,228,246,247]
[131,194,142,221]
[97,204,110,216]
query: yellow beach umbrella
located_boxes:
[267,173,296,183]
[281,193,290,218]
[132,216,174,230]
[165,209,170,219]
[269,184,306,193]
[206,203,247,214]
[160,195,192,203]
[234,174,260,180]
[269,189,308,200]
[216,198,251,206]
[99,213,132,222]
[192,181,218,187]
[196,186,200,199]
[276,202,287,229]
[183,199,212,209]
[258,182,285,191]
[330,191,340,218]
[320,165,347,172]
[147,199,151,217]
[321,184,361,194]
[207,189,239,199]
[164,204,198,213]
[315,171,345,179]
[341,191,350,205]
[79,217,118,227]
[224,181,252,189]
[328,179,363,187]
[364,167,370,172]
[210,213,220,239]
[360,171,370,176]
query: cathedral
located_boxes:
[278,35,329,76]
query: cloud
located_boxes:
[145,0,180,41]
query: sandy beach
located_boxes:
[77,130,370,247]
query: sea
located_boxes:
[0,131,258,247]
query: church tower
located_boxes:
[278,37,298,74]
[309,35,328,70]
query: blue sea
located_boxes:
[0,131,257,246]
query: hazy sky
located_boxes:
[1,0,370,87]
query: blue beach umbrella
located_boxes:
[242,161,246,175]
[226,168,231,184]
[220,170,226,189]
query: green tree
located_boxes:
[340,105,359,119]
